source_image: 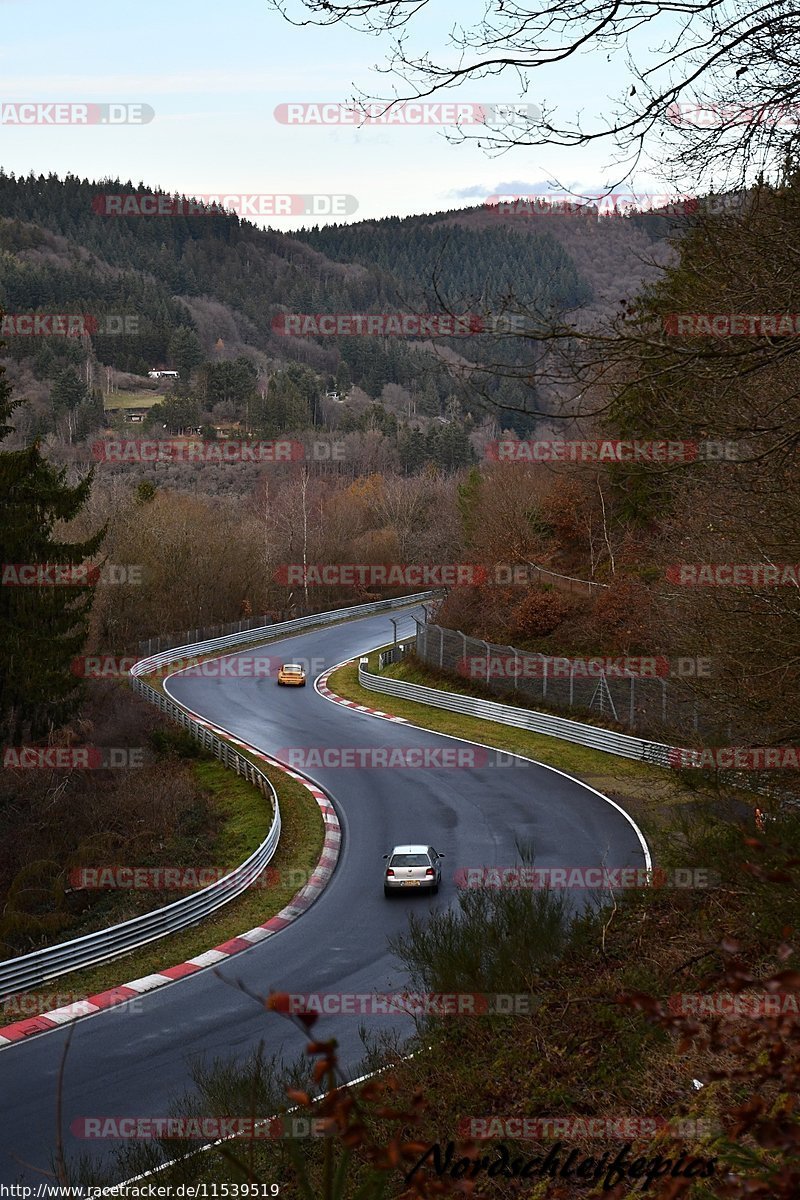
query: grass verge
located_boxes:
[56,651,800,1197]
[72,809,800,1198]
[2,751,324,1010]
[327,649,751,853]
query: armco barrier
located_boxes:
[0,592,435,1001]
[360,659,799,811]
[358,662,680,767]
[0,733,279,1003]
[137,592,441,657]
[131,592,436,680]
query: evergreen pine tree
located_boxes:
[0,354,106,742]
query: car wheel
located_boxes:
[384,885,392,898]
[431,882,439,895]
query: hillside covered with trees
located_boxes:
[0,171,684,461]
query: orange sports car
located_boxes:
[277,662,307,686]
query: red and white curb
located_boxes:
[0,736,341,1050]
[316,661,408,723]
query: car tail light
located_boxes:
[425,867,434,876]
[386,868,395,876]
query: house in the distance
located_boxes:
[103,392,162,423]
[148,369,179,380]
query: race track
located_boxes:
[0,604,648,1183]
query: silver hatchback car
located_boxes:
[383,844,444,896]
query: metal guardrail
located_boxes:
[0,693,282,1001]
[377,640,415,670]
[131,593,437,676]
[360,650,799,811]
[0,592,436,1000]
[358,662,681,768]
[137,593,439,657]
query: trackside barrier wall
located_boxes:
[358,662,680,767]
[0,592,435,1000]
[362,649,797,810]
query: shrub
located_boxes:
[509,587,574,639]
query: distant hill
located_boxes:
[0,172,686,436]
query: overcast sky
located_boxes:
[0,0,682,229]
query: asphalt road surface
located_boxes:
[0,604,648,1184]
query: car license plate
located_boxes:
[403,880,421,886]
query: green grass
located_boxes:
[57,648,800,1197]
[4,756,324,1008]
[197,758,268,867]
[328,649,753,850]
[20,614,405,1002]
[103,389,161,409]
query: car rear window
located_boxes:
[282,665,303,671]
[391,854,429,867]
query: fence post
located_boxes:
[439,625,445,669]
[570,663,575,707]
[513,647,520,691]
[629,675,635,727]
[459,631,467,674]
[482,640,490,680]
[542,656,547,701]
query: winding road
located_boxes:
[0,603,648,1184]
